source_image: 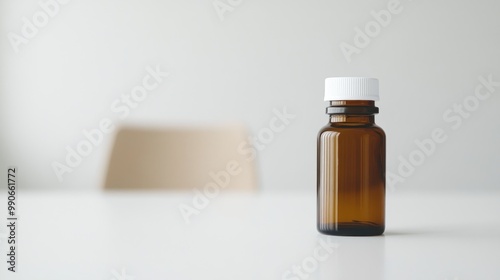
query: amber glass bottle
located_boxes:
[317,77,385,236]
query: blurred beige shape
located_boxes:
[104,124,257,190]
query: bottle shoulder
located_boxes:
[318,123,386,137]
[319,122,385,130]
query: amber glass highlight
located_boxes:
[317,101,385,236]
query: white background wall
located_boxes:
[1,0,499,191]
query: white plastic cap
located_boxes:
[324,77,379,101]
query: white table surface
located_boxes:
[0,190,499,280]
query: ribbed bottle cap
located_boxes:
[324,77,379,101]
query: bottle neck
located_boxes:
[330,115,375,124]
[327,100,377,124]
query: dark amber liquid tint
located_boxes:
[317,101,385,236]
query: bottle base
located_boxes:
[318,222,384,236]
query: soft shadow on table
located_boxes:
[383,229,442,236]
[384,226,478,236]
[387,226,500,238]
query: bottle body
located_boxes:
[317,108,386,236]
